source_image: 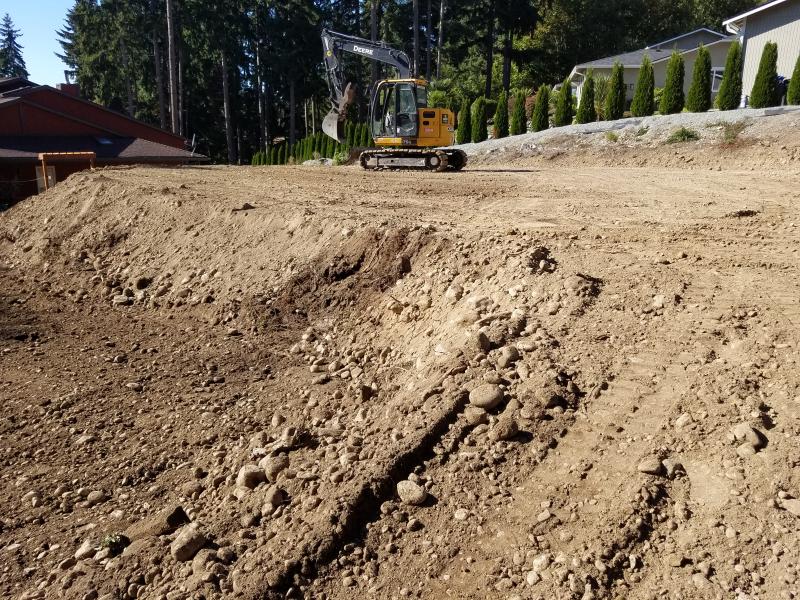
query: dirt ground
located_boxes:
[2,118,800,600]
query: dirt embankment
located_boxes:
[1,143,799,600]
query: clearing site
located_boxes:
[2,111,800,600]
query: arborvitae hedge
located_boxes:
[716,41,744,110]
[576,72,596,124]
[531,85,550,132]
[605,62,626,120]
[471,97,488,143]
[269,146,276,165]
[456,99,471,144]
[509,91,527,135]
[660,51,685,114]
[554,77,574,127]
[631,56,655,117]
[788,54,800,105]
[493,90,509,138]
[686,44,712,112]
[750,42,779,108]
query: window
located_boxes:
[712,68,725,93]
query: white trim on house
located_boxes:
[646,27,728,49]
[723,0,792,33]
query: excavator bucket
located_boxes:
[323,83,355,143]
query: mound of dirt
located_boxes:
[1,157,799,600]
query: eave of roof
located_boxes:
[0,136,207,162]
[648,27,727,49]
[723,0,792,31]
[574,36,735,70]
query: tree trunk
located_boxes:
[165,0,180,134]
[289,78,296,149]
[437,0,445,79]
[256,39,266,153]
[370,0,379,85]
[221,52,236,164]
[178,41,185,136]
[153,31,167,129]
[483,1,495,98]
[119,36,135,117]
[311,95,316,135]
[426,0,432,79]
[502,30,512,93]
[412,0,419,77]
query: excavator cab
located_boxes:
[370,80,427,140]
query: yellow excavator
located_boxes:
[322,29,467,172]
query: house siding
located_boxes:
[740,0,800,100]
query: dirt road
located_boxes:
[2,153,800,600]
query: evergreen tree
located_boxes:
[716,40,744,110]
[553,77,574,127]
[630,56,655,117]
[0,13,28,78]
[509,91,527,135]
[686,44,712,112]
[531,85,550,132]
[605,61,626,120]
[493,90,509,138]
[750,42,779,108]
[457,98,472,144]
[471,97,488,143]
[576,72,597,124]
[660,51,685,114]
[788,54,800,105]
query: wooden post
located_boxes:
[41,156,48,191]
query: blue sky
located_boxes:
[5,0,74,85]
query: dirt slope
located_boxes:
[1,130,800,600]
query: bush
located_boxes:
[493,90,509,138]
[531,85,551,132]
[789,54,800,105]
[687,44,712,112]
[594,76,609,119]
[605,131,619,143]
[660,51,685,115]
[716,41,743,110]
[509,91,527,135]
[721,121,747,144]
[666,127,699,143]
[605,62,626,121]
[428,89,448,108]
[750,42,779,108]
[631,55,655,117]
[576,71,597,124]
[456,99,472,144]
[554,77,574,127]
[471,97,488,143]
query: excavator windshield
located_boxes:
[371,81,422,139]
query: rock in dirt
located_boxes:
[496,346,520,368]
[637,457,664,476]
[236,465,266,489]
[468,383,504,410]
[260,455,289,483]
[125,504,189,540]
[782,499,800,517]
[732,423,766,450]
[488,417,519,441]
[396,480,428,506]
[171,524,207,561]
[464,406,488,426]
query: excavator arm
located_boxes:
[321,29,412,143]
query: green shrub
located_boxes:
[721,121,747,144]
[594,75,610,120]
[605,62,626,121]
[576,71,597,124]
[750,42,778,108]
[531,85,551,132]
[471,97,488,143]
[554,77,574,127]
[666,127,699,143]
[660,52,685,114]
[788,54,800,105]
[428,89,448,108]
[635,126,649,137]
[631,55,655,117]
[493,90,509,138]
[605,131,619,143]
[457,98,472,144]
[509,91,527,135]
[687,44,712,112]
[716,41,743,110]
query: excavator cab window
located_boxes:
[371,81,420,139]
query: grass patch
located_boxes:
[635,126,649,137]
[721,121,747,144]
[605,131,620,143]
[666,127,699,144]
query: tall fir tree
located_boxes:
[630,56,655,117]
[686,44,712,112]
[788,54,800,105]
[471,97,488,143]
[457,98,472,144]
[575,72,597,124]
[553,77,574,127]
[660,51,685,114]
[716,40,744,110]
[605,62,626,120]
[509,91,527,135]
[0,13,28,78]
[493,90,509,138]
[531,85,550,132]
[749,42,779,108]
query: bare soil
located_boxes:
[1,123,800,600]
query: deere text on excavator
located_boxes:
[321,29,467,172]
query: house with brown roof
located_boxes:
[0,77,205,205]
